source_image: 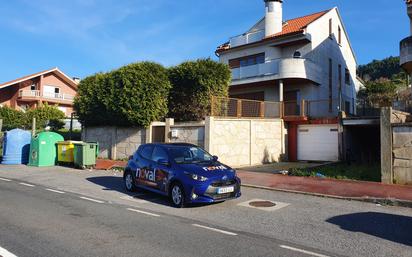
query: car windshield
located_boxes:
[168,146,214,164]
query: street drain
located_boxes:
[249,201,276,208]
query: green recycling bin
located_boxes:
[73,142,97,169]
[28,132,64,167]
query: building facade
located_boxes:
[215,0,361,161]
[0,68,78,117]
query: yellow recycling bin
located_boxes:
[57,141,82,164]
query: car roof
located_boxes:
[143,143,197,147]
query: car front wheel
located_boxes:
[124,170,137,192]
[170,183,185,208]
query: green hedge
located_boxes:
[74,62,171,127]
[168,58,231,121]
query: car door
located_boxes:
[135,144,156,188]
[150,146,171,193]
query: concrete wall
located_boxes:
[169,121,205,148]
[205,117,286,167]
[381,108,412,185]
[392,125,412,185]
[82,126,147,160]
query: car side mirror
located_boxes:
[212,155,218,162]
[158,159,170,166]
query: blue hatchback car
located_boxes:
[124,143,241,208]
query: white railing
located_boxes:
[18,90,75,102]
[18,90,41,98]
[231,59,280,80]
[229,30,265,48]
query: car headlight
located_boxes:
[185,172,208,182]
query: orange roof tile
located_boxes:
[216,9,330,53]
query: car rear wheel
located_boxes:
[170,183,185,208]
[124,170,137,192]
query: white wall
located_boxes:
[205,117,286,167]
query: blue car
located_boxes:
[123,143,241,208]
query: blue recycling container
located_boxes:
[2,129,32,165]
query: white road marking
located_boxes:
[280,245,330,257]
[0,178,12,182]
[127,208,160,217]
[119,195,148,203]
[79,197,104,204]
[45,188,65,194]
[192,224,237,236]
[19,183,35,187]
[0,246,18,257]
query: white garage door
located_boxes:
[297,124,339,161]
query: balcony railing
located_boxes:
[232,59,279,80]
[231,58,322,84]
[18,90,75,102]
[211,96,338,119]
[229,30,265,48]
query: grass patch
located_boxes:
[289,163,381,182]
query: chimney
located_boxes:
[72,77,81,84]
[264,0,283,37]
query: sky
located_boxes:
[0,0,408,82]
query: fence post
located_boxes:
[31,118,36,136]
[237,100,242,118]
[300,99,306,117]
[259,102,265,118]
[381,107,393,184]
[0,119,2,132]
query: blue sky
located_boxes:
[0,0,408,82]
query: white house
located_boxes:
[215,0,361,162]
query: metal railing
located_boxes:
[18,90,75,102]
[211,96,339,119]
[229,30,265,48]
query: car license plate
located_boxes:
[217,186,234,194]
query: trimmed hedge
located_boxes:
[0,106,25,131]
[74,62,171,127]
[168,58,231,121]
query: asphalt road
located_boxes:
[0,165,411,257]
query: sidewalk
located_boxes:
[96,159,412,206]
[237,170,412,206]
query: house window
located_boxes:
[329,59,333,112]
[229,53,265,69]
[54,87,60,94]
[338,26,342,45]
[345,68,351,85]
[30,84,36,91]
[329,19,333,38]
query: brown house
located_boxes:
[0,68,78,116]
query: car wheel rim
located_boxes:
[125,174,133,190]
[172,186,182,205]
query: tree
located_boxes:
[168,58,231,121]
[25,103,66,130]
[74,62,171,127]
[358,78,397,107]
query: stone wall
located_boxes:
[392,125,412,185]
[82,126,147,160]
[170,121,205,148]
[205,117,286,167]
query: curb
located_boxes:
[241,183,412,208]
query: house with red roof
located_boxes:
[215,0,362,162]
[0,68,78,117]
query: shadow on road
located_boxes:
[326,212,412,246]
[86,176,213,208]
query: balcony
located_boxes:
[231,58,322,85]
[229,30,265,48]
[18,90,75,103]
[400,36,412,73]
